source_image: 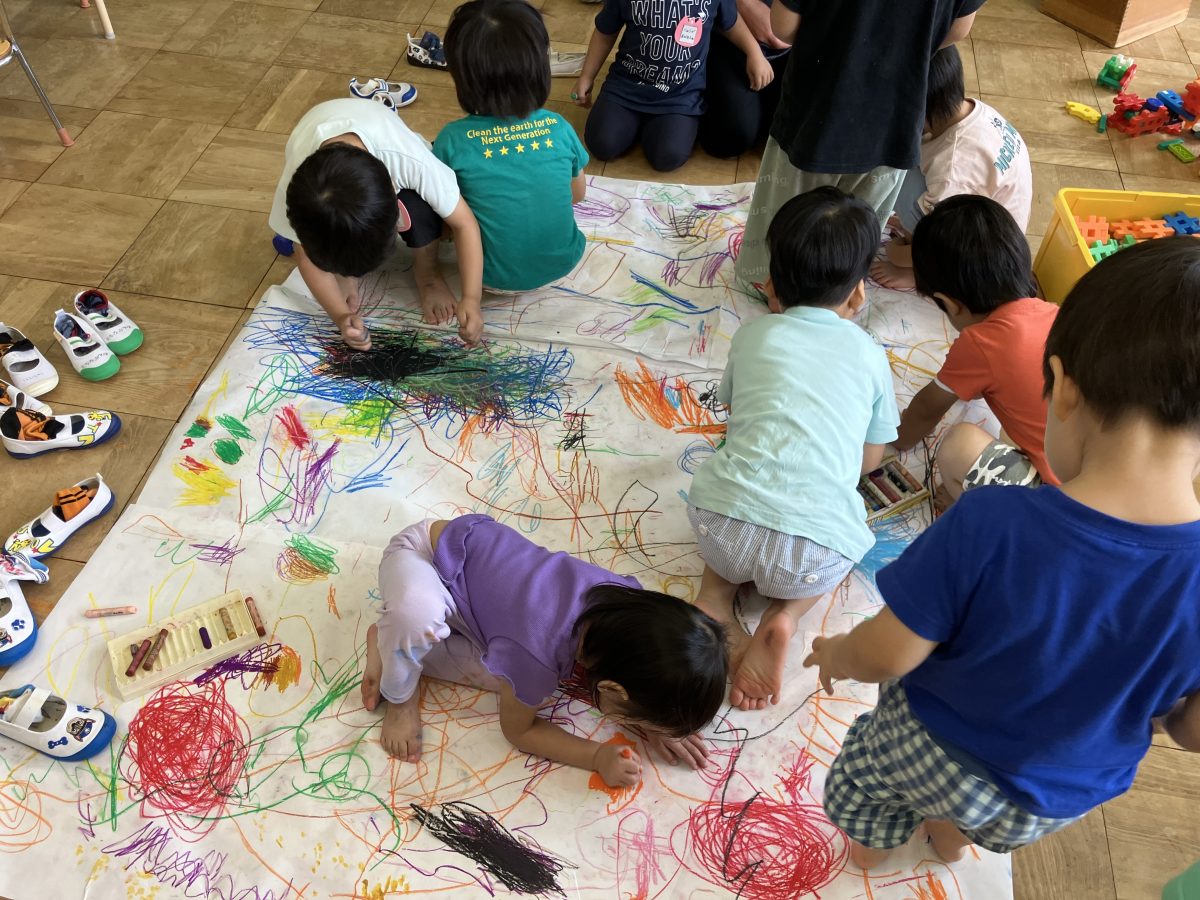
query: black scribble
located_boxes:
[558,410,589,453]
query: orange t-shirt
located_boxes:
[935,297,1060,484]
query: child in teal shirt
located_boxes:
[434,0,589,293]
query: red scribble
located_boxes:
[275,405,309,450]
[179,438,195,451]
[119,681,250,840]
[588,733,642,815]
[179,456,212,474]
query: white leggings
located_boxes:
[376,520,504,704]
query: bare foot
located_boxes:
[850,840,893,870]
[869,258,917,290]
[417,273,457,326]
[926,819,972,863]
[361,623,382,711]
[730,609,795,711]
[381,692,423,762]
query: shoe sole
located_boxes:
[104,329,143,356]
[27,490,116,559]
[19,374,59,398]
[0,619,37,666]
[77,356,120,381]
[4,414,123,459]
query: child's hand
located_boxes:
[336,313,371,351]
[594,743,642,787]
[803,635,847,695]
[572,77,594,108]
[647,733,711,769]
[746,52,774,91]
[456,301,483,346]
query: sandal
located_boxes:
[406,31,447,70]
[5,473,115,559]
[0,581,37,665]
[0,324,59,397]
[0,378,52,416]
[73,289,143,356]
[0,550,49,585]
[0,407,122,459]
[349,77,418,108]
[0,685,116,762]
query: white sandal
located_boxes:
[0,580,37,665]
[349,77,418,108]
[4,473,115,559]
[0,685,116,762]
[0,378,52,415]
[0,324,59,397]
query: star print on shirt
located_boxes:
[500,146,509,155]
[515,144,525,153]
[545,138,554,148]
[483,148,493,158]
[531,141,540,151]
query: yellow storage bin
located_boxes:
[1033,187,1200,304]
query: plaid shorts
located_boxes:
[963,440,1041,491]
[823,681,1077,854]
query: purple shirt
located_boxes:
[433,515,641,706]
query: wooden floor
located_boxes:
[1,1,1198,896]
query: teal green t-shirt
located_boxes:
[433,110,588,292]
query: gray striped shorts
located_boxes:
[687,505,853,598]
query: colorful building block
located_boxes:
[1065,101,1102,124]
[1075,215,1110,242]
[1089,239,1119,262]
[1096,54,1136,92]
[1184,80,1200,119]
[1158,138,1184,149]
[1118,233,1137,249]
[1113,91,1145,114]
[1097,115,1108,134]
[1161,120,1186,136]
[1158,90,1194,120]
[1168,143,1197,163]
[1164,211,1200,235]
[1130,219,1175,239]
[1110,220,1137,239]
[1118,108,1169,136]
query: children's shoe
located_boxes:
[52,310,120,381]
[0,685,116,762]
[549,50,585,77]
[0,550,49,585]
[0,582,37,666]
[406,31,447,69]
[0,379,52,416]
[0,407,122,458]
[0,324,59,397]
[73,289,143,355]
[349,77,418,108]
[5,473,115,559]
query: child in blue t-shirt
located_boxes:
[688,187,899,713]
[572,0,773,172]
[805,238,1200,869]
[434,0,589,293]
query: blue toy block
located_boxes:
[1158,90,1196,120]
[272,234,295,256]
[1164,211,1200,236]
[1145,97,1164,111]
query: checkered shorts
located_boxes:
[962,440,1041,491]
[823,681,1077,854]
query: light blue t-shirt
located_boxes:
[688,306,899,561]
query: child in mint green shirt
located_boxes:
[435,0,588,293]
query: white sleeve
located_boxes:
[268,162,299,243]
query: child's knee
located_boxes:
[936,423,995,488]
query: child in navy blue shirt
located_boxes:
[572,0,772,172]
[804,238,1200,869]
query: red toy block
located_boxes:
[1129,218,1174,239]
[1160,120,1185,136]
[1110,219,1137,239]
[1184,80,1200,119]
[1075,215,1110,242]
[1124,108,1170,136]
[1113,91,1145,114]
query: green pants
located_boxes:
[735,138,906,292]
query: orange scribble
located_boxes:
[614,359,724,443]
[587,733,643,815]
[326,585,341,619]
[256,645,302,693]
[909,872,949,900]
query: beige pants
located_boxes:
[735,138,906,292]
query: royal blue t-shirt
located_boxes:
[595,0,737,116]
[878,486,1200,819]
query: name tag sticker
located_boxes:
[675,16,704,47]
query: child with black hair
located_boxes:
[687,187,899,712]
[893,195,1058,500]
[572,0,773,172]
[435,0,589,293]
[805,237,1200,870]
[360,515,729,782]
[872,45,1032,290]
[270,98,486,349]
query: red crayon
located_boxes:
[244,596,267,638]
[868,469,901,503]
[126,638,152,677]
[141,628,170,671]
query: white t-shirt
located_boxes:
[918,99,1033,231]
[268,98,461,243]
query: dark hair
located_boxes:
[574,584,727,738]
[912,195,1034,313]
[285,143,398,277]
[766,186,880,308]
[1044,238,1200,429]
[926,45,965,129]
[445,0,550,118]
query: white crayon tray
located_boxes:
[106,590,262,699]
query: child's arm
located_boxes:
[572,172,587,205]
[443,199,485,346]
[862,442,887,475]
[803,607,938,694]
[573,29,620,108]
[769,3,800,45]
[894,381,958,451]
[1165,692,1200,751]
[294,245,370,350]
[723,17,774,91]
[499,684,642,785]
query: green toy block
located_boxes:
[1089,239,1119,263]
[1096,54,1134,92]
[1158,138,1185,149]
[1097,116,1108,133]
[1119,234,1136,249]
[1168,143,1197,163]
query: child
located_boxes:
[435,0,589,293]
[735,0,983,292]
[687,187,900,712]
[872,45,1033,290]
[269,98,486,348]
[359,515,728,781]
[804,238,1200,869]
[571,0,774,172]
[892,195,1058,499]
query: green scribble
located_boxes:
[340,398,393,435]
[212,439,243,464]
[244,353,300,419]
[286,534,339,575]
[184,417,212,438]
[215,415,253,441]
[630,307,683,333]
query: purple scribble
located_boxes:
[194,643,281,689]
[190,537,245,567]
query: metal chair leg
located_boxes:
[10,40,74,147]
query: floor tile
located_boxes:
[959,38,980,95]
[601,148,738,185]
[170,127,286,212]
[735,144,764,184]
[968,0,1049,23]
[38,111,220,198]
[975,40,1099,105]
[539,4,594,45]
[0,276,243,421]
[20,558,84,625]
[392,82,463,141]
[1028,162,1123,235]
[1107,126,1198,180]
[418,0,461,28]
[971,13,1084,50]
[1119,173,1200,197]
[103,201,275,306]
[388,52,455,90]
[233,0,321,8]
[227,65,355,133]
[0,97,97,181]
[317,0,433,23]
[1013,808,1116,900]
[50,0,198,50]
[1171,19,1200,66]
[2,0,85,38]
[276,12,413,75]
[165,1,311,64]
[249,257,297,307]
[981,94,1118,171]
[0,37,153,109]
[107,52,266,125]
[0,184,161,283]
[1077,28,1191,64]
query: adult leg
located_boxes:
[642,113,699,171]
[397,188,456,326]
[698,36,761,159]
[838,166,907,227]
[584,93,643,162]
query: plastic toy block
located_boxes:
[1110,219,1137,239]
[1158,90,1194,120]
[1089,239,1119,262]
[1113,91,1145,114]
[1184,80,1200,119]
[1130,218,1175,239]
[1168,143,1197,163]
[1158,138,1185,149]
[1124,108,1169,136]
[1118,233,1137,249]
[1075,215,1110,242]
[1145,97,1165,111]
[1096,54,1136,92]
[1164,211,1200,235]
[1065,101,1102,124]
[1097,115,1108,133]
[1161,120,1185,136]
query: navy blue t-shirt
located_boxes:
[878,486,1200,819]
[595,0,737,116]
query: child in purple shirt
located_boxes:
[360,514,728,785]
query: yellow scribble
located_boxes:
[172,458,237,506]
[361,875,409,898]
[327,585,341,619]
[255,645,301,693]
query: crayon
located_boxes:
[130,643,141,659]
[85,606,137,618]
[887,460,925,493]
[857,484,882,511]
[199,626,212,650]
[883,467,910,495]
[218,606,237,641]
[126,638,152,677]
[861,478,891,508]
[244,596,266,638]
[868,470,901,503]
[142,628,170,671]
